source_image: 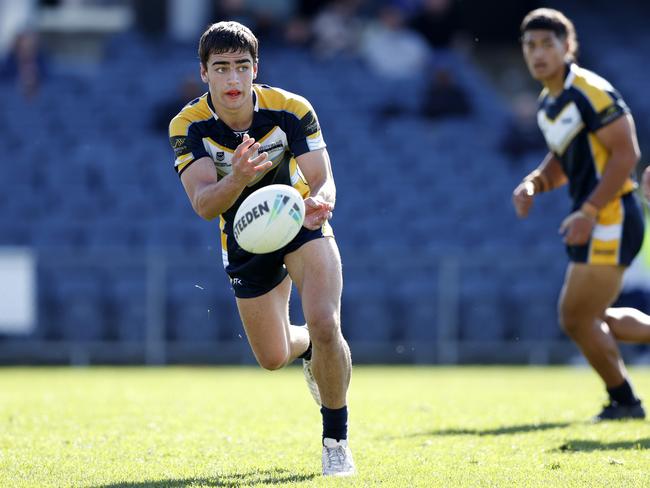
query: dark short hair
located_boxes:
[198,21,258,67]
[521,8,578,61]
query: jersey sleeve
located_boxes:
[575,82,629,133]
[284,96,326,158]
[169,114,210,176]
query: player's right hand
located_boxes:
[642,166,650,202]
[231,133,273,185]
[512,180,535,218]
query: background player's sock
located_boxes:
[321,405,348,442]
[607,379,639,405]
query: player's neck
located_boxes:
[543,64,568,98]
[210,95,254,131]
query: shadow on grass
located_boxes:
[401,422,572,439]
[90,468,318,488]
[557,438,650,452]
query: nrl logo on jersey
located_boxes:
[215,151,225,162]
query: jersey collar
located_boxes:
[563,62,577,90]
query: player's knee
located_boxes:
[255,351,290,371]
[558,303,586,337]
[306,312,341,345]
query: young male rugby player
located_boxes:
[513,8,647,421]
[169,21,355,475]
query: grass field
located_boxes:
[1,366,650,487]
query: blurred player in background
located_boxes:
[643,166,650,201]
[512,8,647,421]
[168,21,355,475]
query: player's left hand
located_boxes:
[559,210,595,246]
[303,196,333,230]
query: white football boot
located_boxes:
[302,358,321,405]
[322,438,356,477]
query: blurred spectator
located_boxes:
[0,0,37,60]
[152,76,204,135]
[311,0,364,59]
[212,0,286,43]
[1,30,47,100]
[421,66,471,119]
[408,0,464,50]
[284,0,333,47]
[499,92,547,164]
[360,4,430,79]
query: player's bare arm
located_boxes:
[560,114,640,245]
[513,152,567,218]
[181,134,271,220]
[296,148,336,230]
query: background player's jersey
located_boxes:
[536,63,636,208]
[168,83,326,239]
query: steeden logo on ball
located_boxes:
[233,185,305,254]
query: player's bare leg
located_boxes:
[286,237,355,476]
[604,307,650,343]
[236,276,310,370]
[286,237,350,406]
[559,263,627,385]
[559,263,644,421]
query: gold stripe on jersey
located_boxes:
[255,86,312,119]
[289,158,310,198]
[169,97,212,137]
[175,153,195,173]
[571,69,615,113]
[587,133,636,195]
[598,197,623,227]
[254,86,326,149]
[587,132,608,176]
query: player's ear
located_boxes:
[200,62,208,83]
[562,37,570,58]
[253,62,258,80]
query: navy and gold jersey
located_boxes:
[537,63,636,206]
[537,63,643,266]
[168,84,327,260]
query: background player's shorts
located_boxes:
[567,192,644,266]
[224,223,334,298]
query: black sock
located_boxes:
[607,379,638,405]
[321,406,348,442]
[298,340,312,361]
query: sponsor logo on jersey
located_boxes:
[259,141,284,153]
[170,136,188,157]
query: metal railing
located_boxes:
[0,248,586,365]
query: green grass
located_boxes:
[1,366,650,487]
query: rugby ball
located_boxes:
[233,184,305,254]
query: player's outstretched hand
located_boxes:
[303,195,333,230]
[559,210,594,246]
[512,181,535,218]
[642,166,650,202]
[231,134,272,185]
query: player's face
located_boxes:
[201,50,258,113]
[521,30,568,82]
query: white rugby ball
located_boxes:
[233,184,305,254]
